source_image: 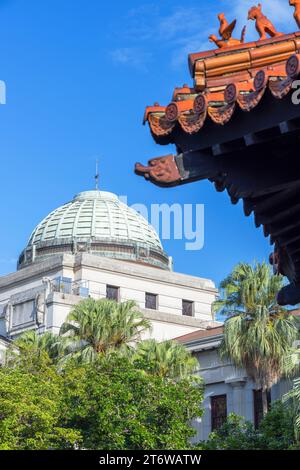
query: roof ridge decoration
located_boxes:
[138,3,300,141]
[209,13,247,49]
[248,3,283,40]
[290,0,300,28]
[136,2,300,306]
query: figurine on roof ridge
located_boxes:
[209,13,246,49]
[248,3,283,39]
[290,0,300,29]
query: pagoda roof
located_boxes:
[144,33,300,139]
[136,5,300,307]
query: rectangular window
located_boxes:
[182,299,194,317]
[145,293,158,310]
[12,301,35,327]
[253,389,271,429]
[211,395,227,431]
[106,285,119,302]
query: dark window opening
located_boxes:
[253,389,271,429]
[106,285,119,302]
[145,293,158,310]
[182,299,194,317]
[211,395,227,431]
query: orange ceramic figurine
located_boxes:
[290,0,300,29]
[209,13,246,48]
[248,3,283,39]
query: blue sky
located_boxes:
[0,0,296,287]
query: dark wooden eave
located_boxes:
[136,88,300,305]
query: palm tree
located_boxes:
[215,261,299,416]
[213,261,284,318]
[132,338,198,379]
[59,298,151,364]
[13,330,60,360]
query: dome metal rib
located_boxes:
[18,190,169,271]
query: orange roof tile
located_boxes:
[175,310,299,344]
[143,32,300,137]
[175,326,224,343]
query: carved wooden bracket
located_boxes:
[135,155,181,186]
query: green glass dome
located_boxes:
[18,190,170,270]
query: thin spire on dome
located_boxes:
[95,159,99,190]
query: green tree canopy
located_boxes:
[283,345,300,440]
[132,339,198,379]
[2,328,204,451]
[0,354,80,450]
[12,329,60,364]
[60,356,203,450]
[202,402,298,450]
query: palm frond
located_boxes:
[58,298,151,363]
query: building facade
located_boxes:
[0,186,296,443]
[0,189,218,343]
[177,327,294,441]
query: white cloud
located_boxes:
[110,1,298,72]
[170,35,211,68]
[156,6,213,66]
[110,4,214,71]
[110,47,152,72]
[158,7,206,39]
[229,0,296,38]
[166,0,298,67]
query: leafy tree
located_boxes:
[12,330,60,363]
[132,339,198,379]
[3,301,204,450]
[59,298,151,364]
[0,354,81,450]
[283,346,300,440]
[202,402,298,450]
[215,261,299,415]
[202,414,260,450]
[258,401,297,449]
[284,376,300,441]
[61,356,204,450]
[1,343,203,450]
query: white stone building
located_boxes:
[176,326,296,441]
[0,189,218,344]
[1,186,293,442]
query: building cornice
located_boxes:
[76,253,217,294]
[0,253,217,295]
[0,254,75,292]
[141,307,217,328]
